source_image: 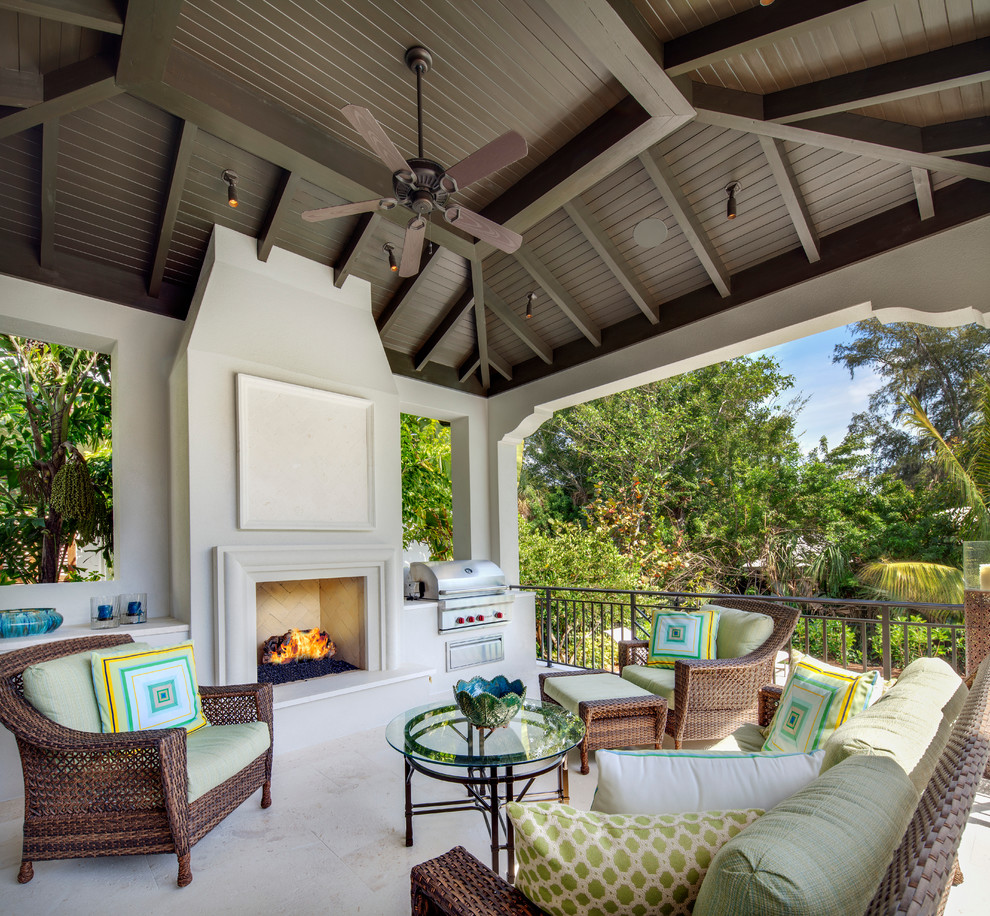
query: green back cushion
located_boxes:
[645,609,720,668]
[708,604,774,659]
[693,755,918,916]
[620,666,676,705]
[186,721,271,802]
[543,673,654,716]
[710,722,769,754]
[22,641,151,732]
[821,655,966,792]
[509,801,763,916]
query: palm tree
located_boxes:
[857,378,990,613]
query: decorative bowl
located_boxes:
[0,608,63,639]
[453,675,526,730]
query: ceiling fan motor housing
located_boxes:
[393,158,451,215]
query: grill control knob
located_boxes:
[494,612,503,619]
[477,615,485,622]
[456,617,465,625]
[466,616,475,623]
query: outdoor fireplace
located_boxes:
[257,626,359,685]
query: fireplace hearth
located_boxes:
[257,655,359,686]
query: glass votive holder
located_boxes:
[117,592,147,625]
[90,596,118,629]
[963,541,990,591]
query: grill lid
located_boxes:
[409,559,506,599]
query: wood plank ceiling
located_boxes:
[0,0,988,396]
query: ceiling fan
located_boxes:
[301,46,528,277]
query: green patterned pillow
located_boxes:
[507,801,762,916]
[646,609,720,668]
[762,656,882,753]
[91,641,208,733]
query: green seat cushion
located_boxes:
[708,604,774,660]
[543,673,655,716]
[509,801,763,916]
[186,721,271,802]
[820,655,966,792]
[620,665,676,705]
[22,642,152,732]
[693,755,919,916]
[710,723,768,754]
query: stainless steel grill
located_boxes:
[408,560,513,633]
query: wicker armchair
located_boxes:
[0,634,274,888]
[618,598,799,748]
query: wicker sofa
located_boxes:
[0,634,274,888]
[410,654,990,916]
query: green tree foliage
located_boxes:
[0,335,112,583]
[400,413,453,560]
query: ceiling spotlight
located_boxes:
[725,182,741,220]
[760,0,776,6]
[383,242,398,272]
[525,291,537,319]
[221,169,238,208]
[633,217,668,248]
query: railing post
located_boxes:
[630,592,638,642]
[881,608,892,679]
[544,587,553,668]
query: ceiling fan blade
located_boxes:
[444,206,522,254]
[444,131,528,191]
[398,217,427,277]
[342,105,412,174]
[301,198,396,222]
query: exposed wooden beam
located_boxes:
[119,48,477,259]
[0,69,43,108]
[257,170,300,262]
[471,260,490,390]
[563,197,659,323]
[638,147,731,297]
[483,284,553,364]
[0,55,119,139]
[663,1,893,77]
[480,95,691,240]
[332,211,383,289]
[491,178,990,394]
[758,136,820,263]
[764,38,990,124]
[0,0,123,34]
[39,119,58,270]
[148,119,196,297]
[514,246,602,346]
[414,288,475,371]
[912,168,935,221]
[117,0,183,86]
[684,82,990,184]
[459,347,512,383]
[922,117,990,156]
[376,246,442,334]
[540,0,692,118]
[385,348,484,395]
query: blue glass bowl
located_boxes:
[0,608,63,639]
[453,675,526,730]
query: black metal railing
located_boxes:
[514,585,965,679]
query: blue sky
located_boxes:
[752,326,883,453]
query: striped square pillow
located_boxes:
[91,641,208,734]
[645,609,720,668]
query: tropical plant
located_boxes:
[399,413,453,560]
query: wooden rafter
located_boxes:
[563,197,659,323]
[638,147,731,297]
[0,55,119,140]
[257,170,300,263]
[0,0,123,34]
[333,212,383,289]
[764,38,990,124]
[483,284,553,365]
[39,119,58,270]
[149,119,197,297]
[414,288,475,371]
[376,246,442,335]
[471,260,490,390]
[459,347,511,383]
[663,1,893,77]
[922,118,990,157]
[514,246,601,346]
[912,169,935,221]
[758,136,820,263]
[117,0,183,86]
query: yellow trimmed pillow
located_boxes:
[762,656,882,753]
[646,609,720,668]
[91,641,208,733]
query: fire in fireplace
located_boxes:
[258,627,358,686]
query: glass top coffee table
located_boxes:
[386,699,584,882]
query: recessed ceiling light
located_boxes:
[633,218,668,248]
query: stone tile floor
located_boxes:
[0,701,987,914]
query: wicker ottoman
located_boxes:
[539,670,668,774]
